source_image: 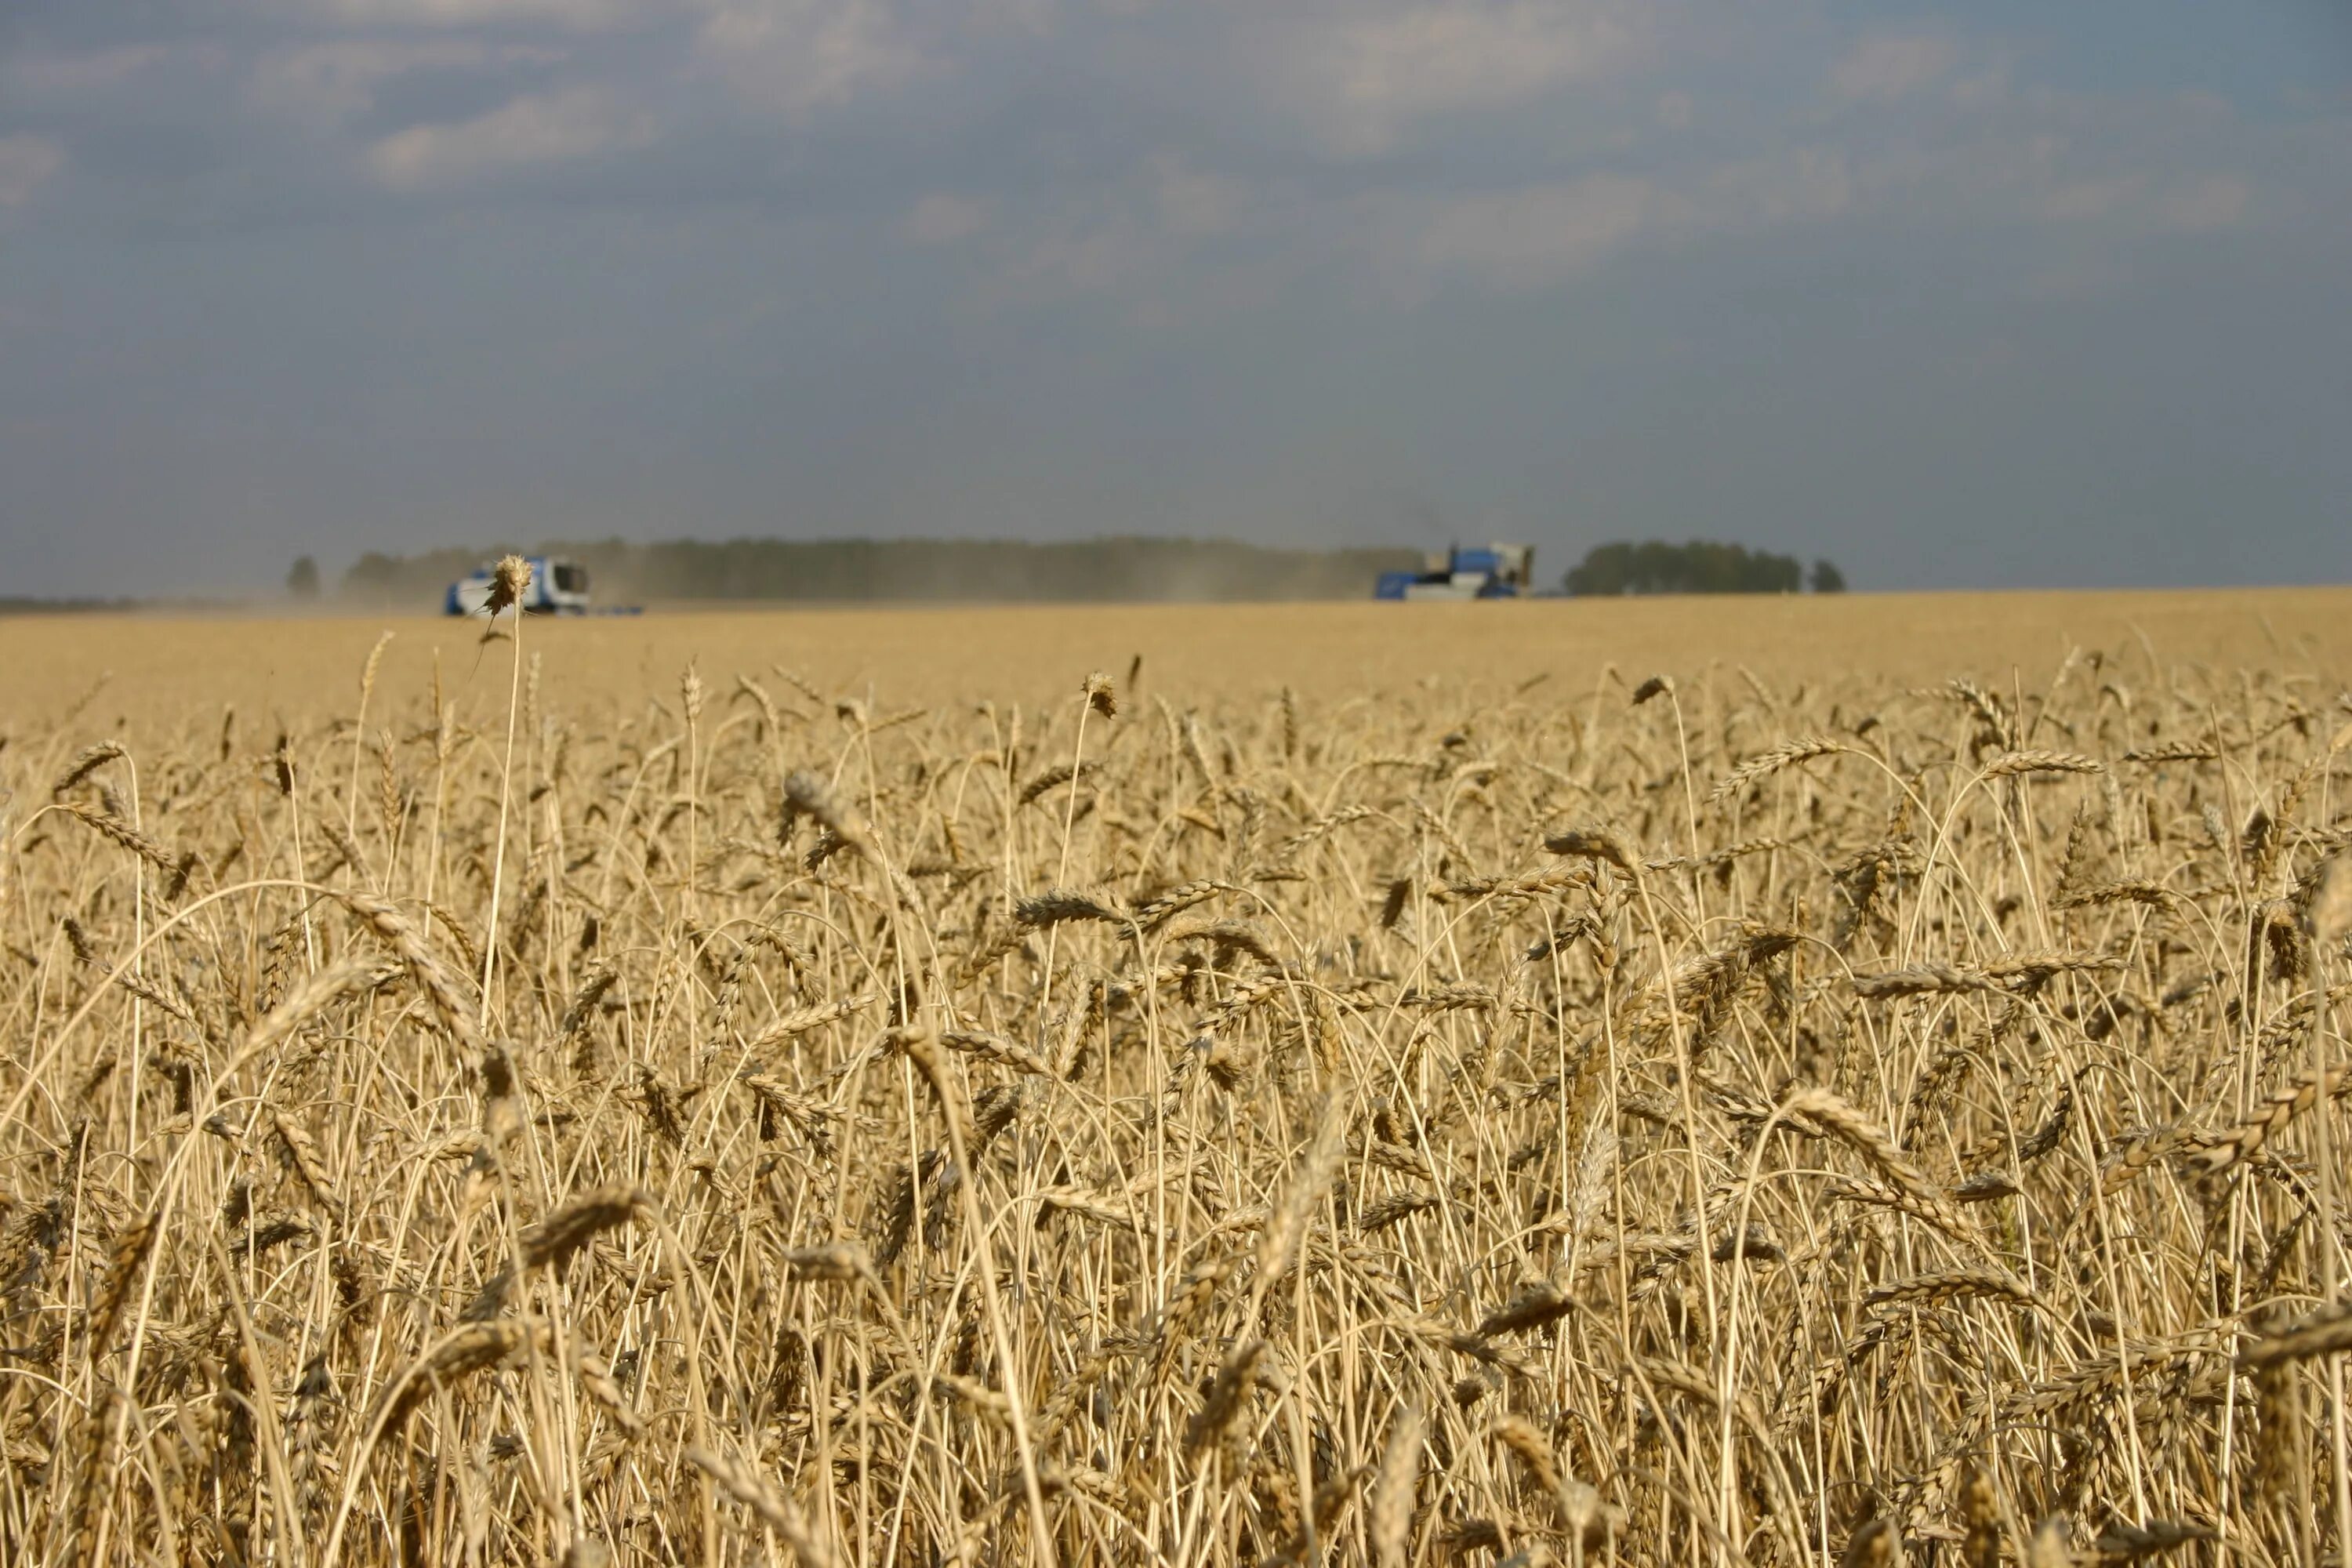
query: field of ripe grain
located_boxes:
[2,588,2350,1567]
[6,586,2352,726]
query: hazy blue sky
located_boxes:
[2,1,2347,597]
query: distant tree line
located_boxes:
[0,597,138,615]
[339,536,1424,605]
[1563,540,1846,596]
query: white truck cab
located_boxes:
[445,556,593,616]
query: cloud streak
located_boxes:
[248,38,561,122]
[0,136,64,207]
[1262,1,1653,152]
[694,0,947,118]
[267,0,657,30]
[1831,33,1959,103]
[367,86,657,188]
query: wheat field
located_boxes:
[2,590,2350,1567]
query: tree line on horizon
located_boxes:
[303,534,1847,606]
[331,537,1423,605]
[1561,539,1846,595]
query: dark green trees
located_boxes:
[1563,540,1846,596]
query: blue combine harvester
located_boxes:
[1375,543,1535,601]
[445,556,639,616]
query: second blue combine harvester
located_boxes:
[1374,543,1535,601]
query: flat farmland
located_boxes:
[2,586,2349,1566]
[5,586,2352,727]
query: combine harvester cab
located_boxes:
[1374,543,1534,600]
[445,556,604,616]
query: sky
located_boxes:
[1,1,2348,597]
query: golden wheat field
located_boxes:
[3,589,2351,1568]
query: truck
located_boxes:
[444,556,597,616]
[1374,543,1535,601]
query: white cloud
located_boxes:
[1267,2,1651,153]
[1654,90,1693,130]
[2035,169,2249,233]
[2039,172,2150,222]
[1405,173,1666,289]
[2158,174,2249,231]
[966,0,1056,34]
[961,155,1269,318]
[1013,217,1155,293]
[1153,158,1245,236]
[1946,66,2010,111]
[6,44,193,96]
[695,0,939,118]
[248,39,557,122]
[2173,89,2233,122]
[1704,146,1855,224]
[902,192,987,243]
[1831,33,1958,103]
[1377,143,1872,295]
[262,0,656,27]
[0,137,65,208]
[366,86,656,188]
